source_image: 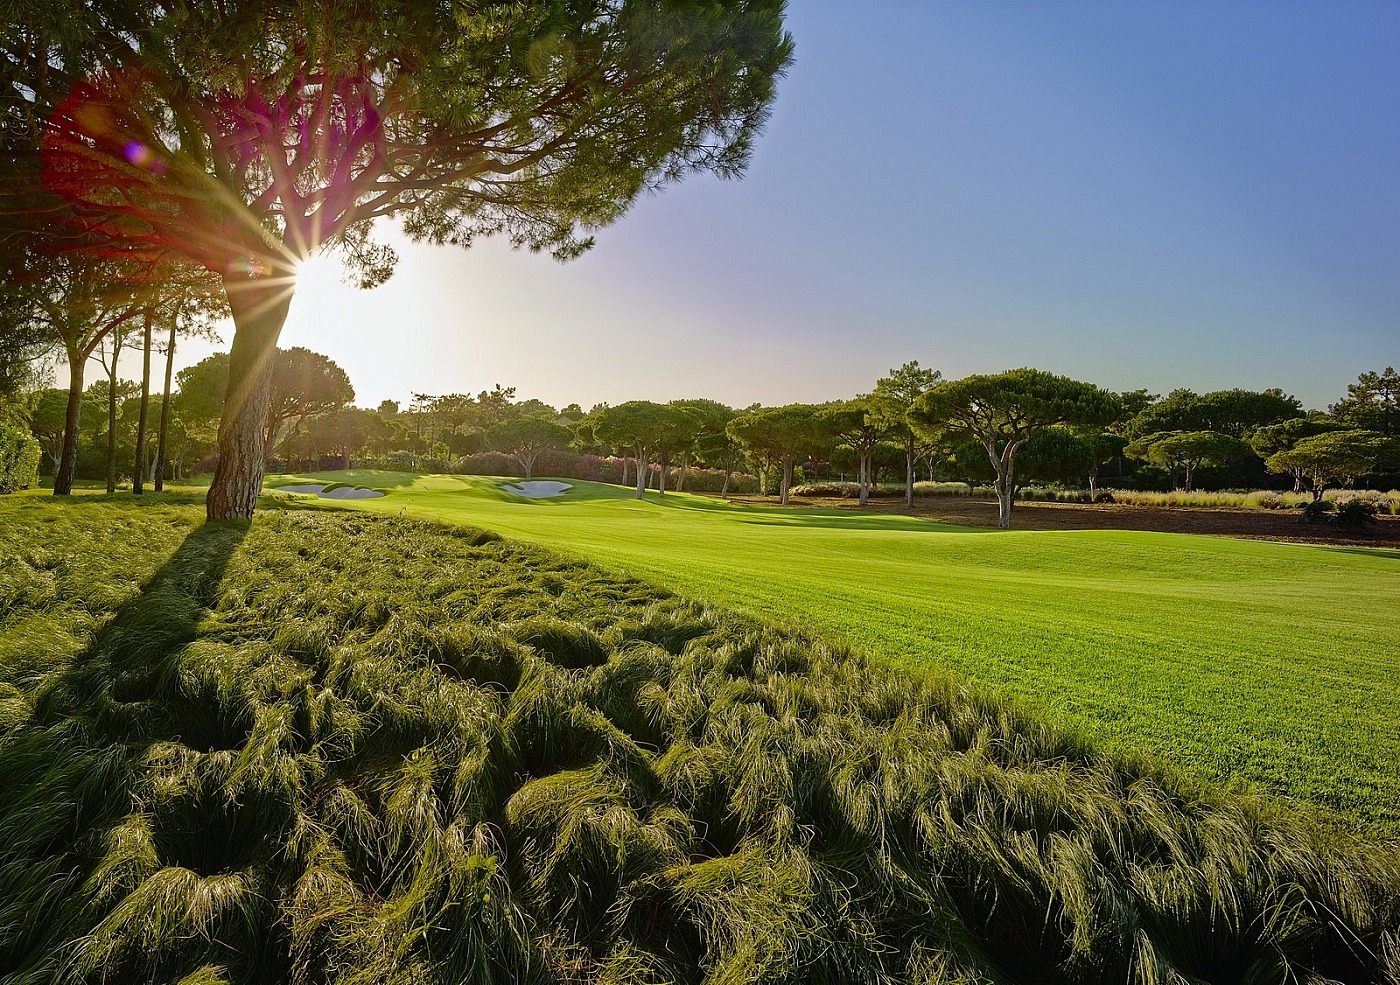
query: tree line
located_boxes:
[7,345,1395,529]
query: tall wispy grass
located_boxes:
[793,481,1400,513]
[0,497,1396,984]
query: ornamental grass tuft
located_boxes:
[0,497,1396,984]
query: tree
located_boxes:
[264,348,355,465]
[1123,431,1249,492]
[871,361,942,506]
[593,401,670,500]
[28,388,69,473]
[819,399,889,505]
[1330,368,1399,436]
[1082,432,1128,498]
[4,3,793,520]
[726,404,825,505]
[486,417,573,480]
[1266,430,1393,502]
[1126,388,1302,440]
[667,398,732,493]
[1016,427,1095,490]
[910,369,1121,528]
[1248,418,1343,493]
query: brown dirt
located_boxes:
[725,494,1400,547]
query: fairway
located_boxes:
[271,470,1400,834]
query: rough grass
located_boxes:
[273,471,1400,836]
[2,496,1398,983]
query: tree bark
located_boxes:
[54,355,84,496]
[658,450,669,495]
[620,455,628,487]
[858,450,871,505]
[134,312,153,495]
[634,448,648,499]
[154,320,176,492]
[780,458,794,505]
[206,276,294,521]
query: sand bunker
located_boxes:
[275,483,386,500]
[502,480,573,499]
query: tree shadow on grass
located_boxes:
[0,519,251,981]
[1313,545,1400,562]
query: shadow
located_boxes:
[1314,545,1400,562]
[267,468,422,489]
[1,519,250,976]
[31,519,249,732]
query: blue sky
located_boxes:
[166,0,1398,412]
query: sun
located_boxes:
[281,251,362,346]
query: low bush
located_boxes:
[0,420,39,494]
[0,499,1396,984]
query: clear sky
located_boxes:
[119,0,1399,412]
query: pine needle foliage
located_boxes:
[1,497,1397,984]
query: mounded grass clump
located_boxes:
[1,497,1397,984]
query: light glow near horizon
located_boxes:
[83,1,1397,414]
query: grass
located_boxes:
[1,495,1397,983]
[262,470,1400,836]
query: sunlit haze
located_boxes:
[97,1,1398,411]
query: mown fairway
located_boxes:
[272,471,1400,834]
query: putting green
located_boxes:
[266,471,1400,833]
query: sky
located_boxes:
[104,0,1399,413]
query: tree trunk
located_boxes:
[658,451,669,495]
[1087,466,1098,499]
[206,276,294,521]
[154,319,176,492]
[620,455,629,487]
[134,312,153,495]
[859,450,871,505]
[780,459,793,505]
[54,356,84,496]
[905,437,916,507]
[634,449,648,499]
[1184,464,1195,493]
[989,440,1020,529]
[105,333,122,495]
[676,449,689,492]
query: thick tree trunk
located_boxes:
[634,449,648,499]
[721,466,731,497]
[620,455,629,487]
[134,312,153,495]
[154,320,176,492]
[859,450,871,505]
[206,277,293,521]
[54,356,84,496]
[780,459,793,505]
[658,451,669,495]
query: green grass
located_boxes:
[265,470,1400,835]
[2,495,1397,984]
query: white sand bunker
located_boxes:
[275,483,386,500]
[502,480,573,499]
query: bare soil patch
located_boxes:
[728,494,1400,547]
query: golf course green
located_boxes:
[267,470,1400,833]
